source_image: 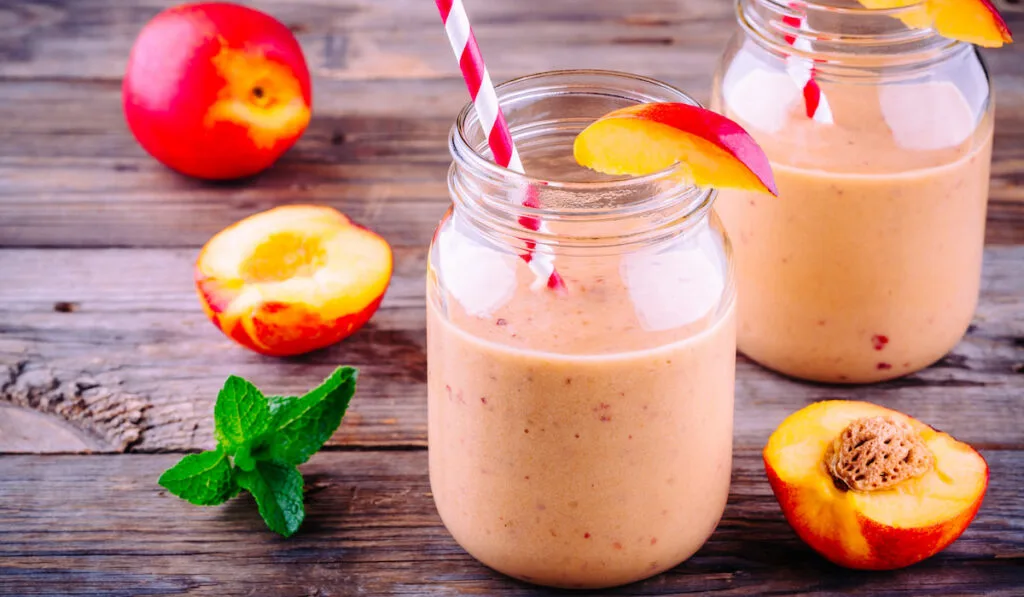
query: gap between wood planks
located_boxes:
[2,247,1022,455]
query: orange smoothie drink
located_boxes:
[427,71,737,589]
[713,0,999,383]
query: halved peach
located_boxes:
[195,205,392,357]
[573,103,777,195]
[764,400,988,570]
[858,0,1012,48]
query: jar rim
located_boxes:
[446,70,718,248]
[448,69,712,212]
[737,0,964,71]
[757,0,928,17]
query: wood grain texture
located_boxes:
[0,405,106,452]
[0,0,782,81]
[0,0,1019,81]
[1,450,1022,597]
[0,82,1021,248]
[0,0,1022,247]
[1,0,1023,594]
[2,247,1022,454]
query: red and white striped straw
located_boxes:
[783,9,833,124]
[435,0,565,293]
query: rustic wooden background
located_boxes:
[1,0,1022,595]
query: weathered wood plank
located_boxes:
[1,0,1022,594]
[0,0,1020,82]
[0,450,1021,596]
[0,405,105,452]
[0,3,1022,248]
[0,0,766,81]
[0,78,1021,248]
[2,247,1022,453]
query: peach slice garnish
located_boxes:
[764,400,988,570]
[858,0,1013,47]
[195,205,393,357]
[574,103,778,195]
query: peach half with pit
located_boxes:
[195,205,393,357]
[573,102,777,195]
[764,400,988,570]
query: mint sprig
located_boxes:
[158,448,238,505]
[158,367,358,537]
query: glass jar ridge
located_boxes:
[738,0,968,74]
[447,69,715,253]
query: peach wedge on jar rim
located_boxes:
[764,401,988,570]
[573,102,778,194]
[195,205,393,357]
[857,0,1012,47]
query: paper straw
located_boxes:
[435,0,566,292]
[783,10,833,124]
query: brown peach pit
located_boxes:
[824,416,934,492]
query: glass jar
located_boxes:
[427,70,736,589]
[712,0,994,384]
[712,0,991,382]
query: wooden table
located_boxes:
[2,1,1022,595]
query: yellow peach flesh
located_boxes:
[573,103,777,195]
[574,118,766,191]
[764,400,988,569]
[858,0,1012,48]
[196,205,392,356]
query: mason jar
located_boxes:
[712,0,994,384]
[426,70,736,589]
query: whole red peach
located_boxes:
[123,2,312,180]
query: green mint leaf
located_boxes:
[236,461,305,537]
[263,367,358,466]
[266,395,295,417]
[158,449,237,506]
[234,445,257,472]
[214,375,271,453]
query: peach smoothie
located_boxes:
[427,69,761,589]
[715,76,993,383]
[427,242,736,589]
